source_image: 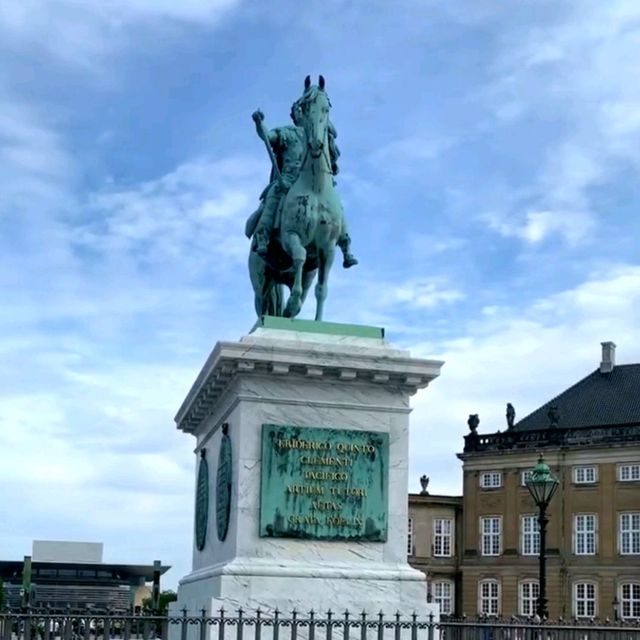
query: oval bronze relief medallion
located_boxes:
[195,449,209,551]
[216,423,232,541]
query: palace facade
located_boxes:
[409,342,640,620]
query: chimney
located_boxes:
[600,341,616,374]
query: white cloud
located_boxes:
[487,209,595,246]
[477,1,640,251]
[0,0,242,71]
[0,98,74,211]
[370,134,456,167]
[393,278,465,309]
[74,157,263,271]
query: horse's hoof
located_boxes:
[343,255,358,269]
[284,298,301,318]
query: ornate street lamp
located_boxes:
[525,455,559,619]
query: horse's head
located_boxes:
[295,75,331,160]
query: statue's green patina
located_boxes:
[246,75,358,321]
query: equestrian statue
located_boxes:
[246,75,358,321]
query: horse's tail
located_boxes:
[249,249,285,317]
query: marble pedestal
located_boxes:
[171,318,443,618]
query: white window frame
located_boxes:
[573,465,597,484]
[519,580,539,617]
[620,512,640,555]
[478,579,501,616]
[433,580,454,616]
[521,514,540,556]
[407,517,414,556]
[433,518,453,557]
[620,582,640,619]
[619,464,640,482]
[574,582,597,618]
[480,471,503,489]
[521,470,533,486]
[480,516,502,556]
[574,514,597,555]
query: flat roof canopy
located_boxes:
[0,560,170,581]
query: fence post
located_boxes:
[326,610,333,640]
[199,609,207,640]
[218,609,226,640]
[361,612,367,640]
[427,612,434,640]
[255,610,262,640]
[181,608,188,640]
[236,608,244,640]
[25,609,33,640]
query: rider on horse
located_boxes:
[246,95,358,269]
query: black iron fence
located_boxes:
[2,611,640,640]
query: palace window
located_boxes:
[573,465,597,484]
[407,517,414,555]
[478,580,500,616]
[574,582,597,618]
[480,471,502,489]
[620,513,640,555]
[574,514,597,555]
[521,470,533,486]
[521,515,540,556]
[433,518,453,557]
[433,581,454,616]
[480,516,502,556]
[519,581,539,617]
[620,583,640,619]
[619,464,640,482]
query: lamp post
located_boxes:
[525,455,559,619]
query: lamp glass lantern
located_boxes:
[526,455,559,507]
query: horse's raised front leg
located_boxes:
[282,231,307,318]
[315,246,335,321]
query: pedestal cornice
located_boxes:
[176,333,443,434]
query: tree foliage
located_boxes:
[142,590,177,614]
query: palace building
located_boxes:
[407,491,463,616]
[409,342,640,620]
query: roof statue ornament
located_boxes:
[467,414,479,433]
[246,75,358,321]
[506,403,516,429]
[547,405,560,427]
[419,475,430,496]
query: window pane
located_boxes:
[519,581,539,617]
[575,583,597,618]
[434,518,453,557]
[434,581,453,615]
[522,515,540,555]
[621,513,640,554]
[479,581,500,615]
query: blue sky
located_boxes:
[2,0,640,589]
